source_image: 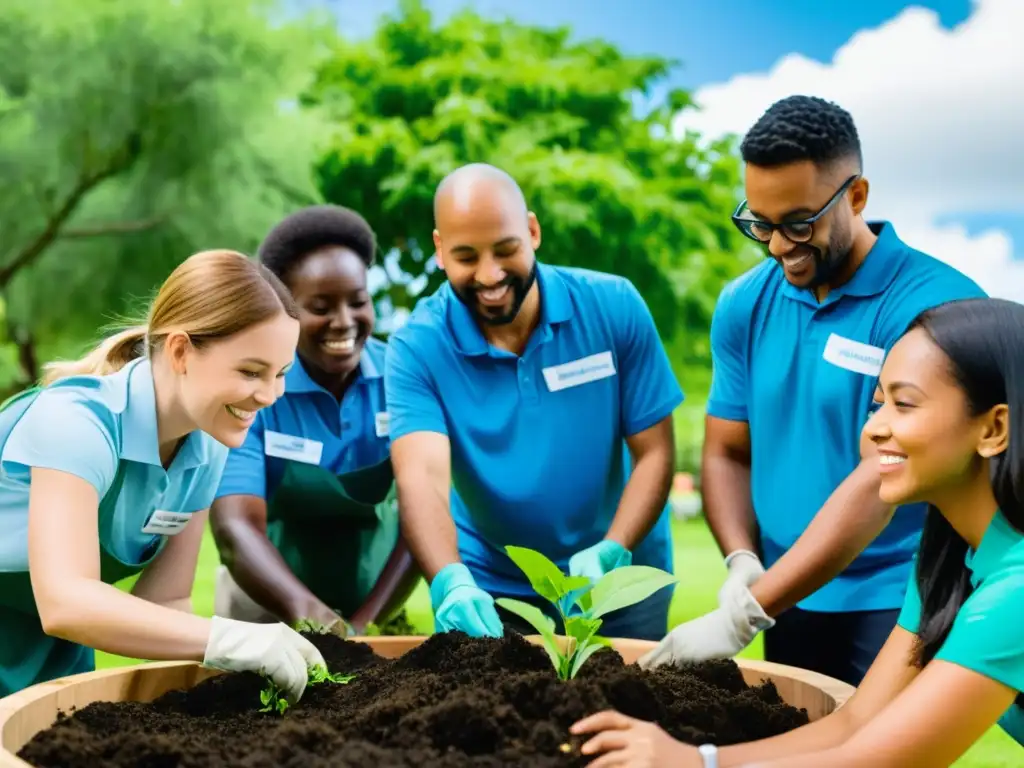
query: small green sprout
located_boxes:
[258,664,356,715]
[292,616,354,637]
[495,545,676,680]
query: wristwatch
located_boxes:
[698,744,719,768]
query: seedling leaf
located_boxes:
[569,639,609,679]
[258,664,356,714]
[588,566,677,619]
[505,546,567,601]
[500,545,676,681]
[494,597,563,672]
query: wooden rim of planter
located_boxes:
[0,636,855,767]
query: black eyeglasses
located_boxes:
[731,175,859,244]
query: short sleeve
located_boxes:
[186,439,230,510]
[936,567,1024,695]
[613,279,685,436]
[1,389,119,499]
[384,332,447,441]
[876,268,987,352]
[214,413,267,500]
[896,560,922,635]
[706,283,750,422]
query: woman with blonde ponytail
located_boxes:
[0,249,329,703]
[40,325,149,385]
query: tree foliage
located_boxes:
[0,0,758,469]
[0,0,331,387]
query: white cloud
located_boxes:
[672,0,1024,301]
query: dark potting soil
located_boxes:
[18,632,810,767]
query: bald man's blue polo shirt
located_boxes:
[385,264,684,598]
[708,221,986,613]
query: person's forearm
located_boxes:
[701,451,758,556]
[216,519,337,625]
[396,469,459,581]
[737,746,860,768]
[720,709,857,767]
[750,459,893,616]
[159,597,194,613]
[349,538,421,629]
[41,578,211,661]
[606,449,674,550]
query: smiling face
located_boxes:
[170,311,300,448]
[285,246,375,382]
[863,327,1001,507]
[742,160,864,290]
[433,182,541,327]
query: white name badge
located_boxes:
[264,430,323,465]
[543,351,617,392]
[374,411,390,438]
[141,510,193,536]
[822,333,884,377]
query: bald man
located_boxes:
[383,164,684,640]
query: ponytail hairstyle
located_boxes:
[42,249,298,386]
[908,299,1024,711]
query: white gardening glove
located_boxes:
[638,584,774,669]
[718,549,766,608]
[202,616,326,703]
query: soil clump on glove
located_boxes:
[18,632,809,767]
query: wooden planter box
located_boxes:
[0,636,855,767]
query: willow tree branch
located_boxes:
[59,215,164,239]
[0,132,143,289]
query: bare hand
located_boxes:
[570,710,702,767]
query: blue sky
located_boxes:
[307,0,1024,298]
[325,0,971,88]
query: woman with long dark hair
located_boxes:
[570,297,1024,767]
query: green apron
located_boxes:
[0,388,167,697]
[265,455,398,618]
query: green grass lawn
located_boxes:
[96,517,1017,767]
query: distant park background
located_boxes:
[1,1,1015,764]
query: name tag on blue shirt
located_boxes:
[264,430,323,465]
[822,333,884,377]
[542,351,617,392]
[141,510,193,536]
[375,411,390,438]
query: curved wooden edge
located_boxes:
[0,661,209,722]
[736,658,855,709]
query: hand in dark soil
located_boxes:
[570,710,703,767]
[18,632,809,768]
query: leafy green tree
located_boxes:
[0,0,330,389]
[306,0,757,469]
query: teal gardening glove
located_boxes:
[430,563,504,637]
[562,540,632,615]
[568,539,632,584]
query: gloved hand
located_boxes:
[568,540,632,584]
[718,549,765,608]
[430,562,503,637]
[638,584,774,669]
[203,616,327,702]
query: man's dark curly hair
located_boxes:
[257,204,377,283]
[740,95,862,170]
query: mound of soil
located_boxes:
[18,633,810,767]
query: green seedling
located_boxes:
[293,616,356,637]
[495,545,676,680]
[259,664,356,714]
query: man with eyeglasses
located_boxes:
[641,95,986,686]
